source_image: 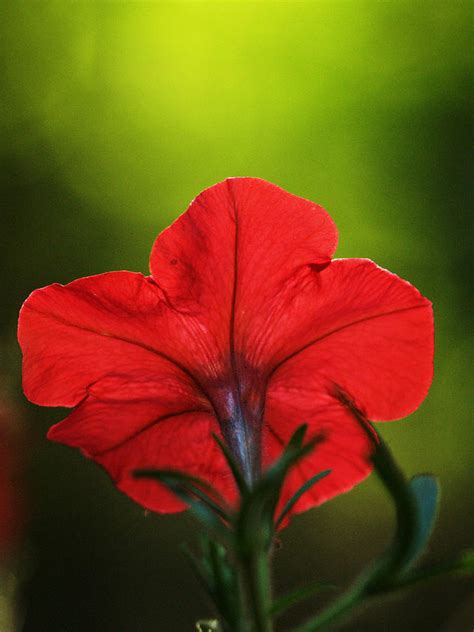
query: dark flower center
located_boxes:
[208,363,265,487]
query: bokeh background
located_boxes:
[1,1,472,630]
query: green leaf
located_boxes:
[275,470,331,529]
[185,538,246,631]
[270,580,337,617]
[167,485,228,537]
[263,425,317,493]
[134,469,230,539]
[134,468,228,519]
[134,468,226,502]
[402,474,439,570]
[287,423,308,449]
[236,425,318,551]
[258,427,318,516]
[182,542,217,601]
[212,433,249,496]
[208,540,244,627]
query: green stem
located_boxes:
[242,548,273,632]
[378,552,474,594]
[292,412,420,632]
[292,552,471,632]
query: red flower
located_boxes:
[18,178,433,518]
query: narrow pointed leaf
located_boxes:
[181,543,217,601]
[134,469,230,538]
[134,468,229,520]
[264,426,318,492]
[185,538,245,631]
[237,427,318,550]
[212,433,249,496]
[166,484,228,537]
[134,468,226,502]
[275,470,331,529]
[287,424,308,449]
[259,433,319,513]
[208,540,243,626]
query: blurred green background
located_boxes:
[1,1,472,630]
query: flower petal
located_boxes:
[92,411,235,513]
[18,271,206,407]
[267,259,434,421]
[149,178,338,377]
[47,373,210,456]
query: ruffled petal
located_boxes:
[18,271,206,407]
[150,178,338,378]
[47,373,210,456]
[267,259,434,422]
[92,411,236,513]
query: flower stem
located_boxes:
[292,415,430,632]
[241,548,273,632]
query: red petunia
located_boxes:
[18,178,434,518]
